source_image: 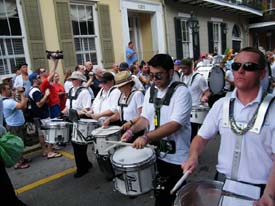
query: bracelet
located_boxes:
[129,120,134,126]
[141,133,151,144]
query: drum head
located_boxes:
[45,121,69,128]
[208,66,225,95]
[79,118,98,123]
[91,125,121,136]
[175,180,223,206]
[112,146,153,165]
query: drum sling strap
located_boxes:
[180,72,200,87]
[149,81,186,154]
[222,92,275,180]
[118,90,137,123]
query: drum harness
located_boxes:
[179,72,200,87]
[149,81,186,158]
[118,89,138,123]
[68,86,94,142]
[222,91,275,181]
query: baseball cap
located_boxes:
[100,72,114,83]
[119,62,129,71]
[29,72,38,84]
[174,60,182,65]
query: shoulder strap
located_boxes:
[67,86,85,108]
[28,87,40,101]
[190,73,200,85]
[163,81,186,105]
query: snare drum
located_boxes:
[92,126,121,156]
[111,146,156,196]
[44,120,71,144]
[174,180,223,206]
[190,105,209,124]
[71,119,99,144]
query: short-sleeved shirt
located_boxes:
[126,47,137,66]
[39,78,60,106]
[28,87,49,119]
[52,83,66,110]
[198,87,275,184]
[65,87,92,112]
[116,89,144,121]
[2,98,25,126]
[92,87,121,122]
[181,72,208,106]
[141,81,192,165]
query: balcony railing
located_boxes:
[223,0,262,11]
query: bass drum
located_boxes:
[196,65,226,107]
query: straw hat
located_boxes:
[68,71,87,82]
[115,71,133,88]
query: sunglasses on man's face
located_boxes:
[150,72,166,80]
[231,62,262,72]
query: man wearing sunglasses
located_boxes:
[121,54,192,206]
[182,47,275,206]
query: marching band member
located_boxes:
[62,71,92,178]
[182,47,275,206]
[121,54,192,206]
[102,71,144,137]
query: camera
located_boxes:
[46,50,63,59]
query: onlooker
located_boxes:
[38,59,60,118]
[64,70,73,95]
[91,66,105,96]
[111,63,119,77]
[84,61,93,79]
[13,63,31,96]
[28,72,62,159]
[138,60,151,90]
[126,41,137,66]
[52,72,66,111]
[1,83,30,169]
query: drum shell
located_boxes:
[111,146,156,196]
[174,180,223,206]
[190,106,209,124]
[71,119,99,144]
[92,126,121,155]
[44,121,71,144]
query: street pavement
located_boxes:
[7,136,220,206]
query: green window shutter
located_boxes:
[21,0,47,70]
[98,4,114,68]
[54,0,76,71]
[221,23,227,54]
[174,17,183,59]
[208,22,214,54]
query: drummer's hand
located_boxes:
[181,157,198,174]
[121,121,131,131]
[102,119,110,128]
[200,95,208,103]
[132,136,147,149]
[120,130,132,142]
[254,193,275,206]
[90,113,100,120]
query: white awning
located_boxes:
[249,22,275,29]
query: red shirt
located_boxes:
[52,83,66,110]
[39,78,60,106]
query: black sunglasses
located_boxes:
[231,62,262,72]
[150,72,166,80]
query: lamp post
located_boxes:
[187,11,200,60]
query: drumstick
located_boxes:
[104,140,156,149]
[104,142,120,152]
[170,171,190,195]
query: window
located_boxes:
[0,0,26,75]
[180,20,191,58]
[70,3,97,65]
[232,24,242,52]
[213,23,220,53]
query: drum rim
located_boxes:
[91,126,121,136]
[44,123,71,129]
[208,65,225,95]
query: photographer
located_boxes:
[0,83,30,169]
